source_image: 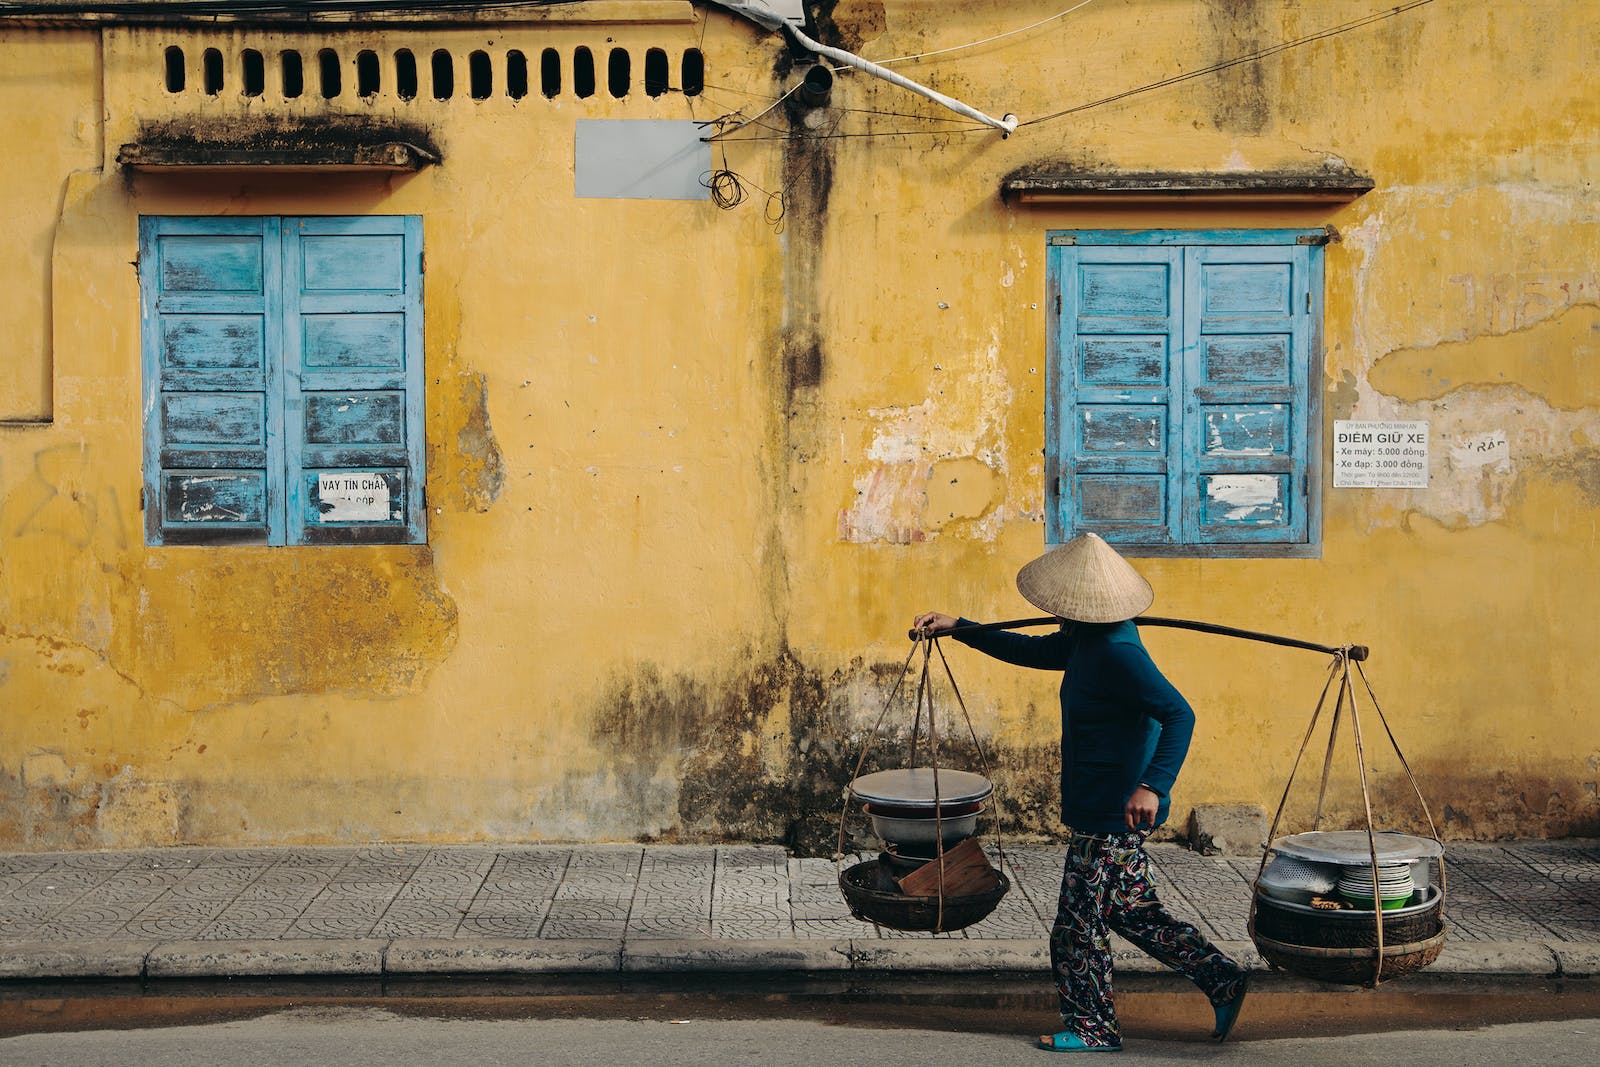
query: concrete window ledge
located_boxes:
[117,120,441,172]
[1002,168,1375,206]
[118,141,439,172]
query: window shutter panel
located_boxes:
[281,217,425,545]
[140,217,283,545]
[1181,246,1311,544]
[1054,246,1182,545]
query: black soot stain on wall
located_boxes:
[587,649,1067,854]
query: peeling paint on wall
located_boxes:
[838,340,1013,543]
[96,767,181,843]
[441,369,505,513]
[1334,386,1600,530]
[1372,303,1600,408]
[1332,184,1600,530]
[925,456,1005,530]
[1339,186,1599,361]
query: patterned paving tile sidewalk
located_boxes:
[2,839,1597,946]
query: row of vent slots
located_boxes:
[163,45,705,101]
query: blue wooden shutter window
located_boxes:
[140,217,283,545]
[1183,245,1310,545]
[1047,230,1322,555]
[1057,246,1182,545]
[141,215,425,546]
[282,216,426,545]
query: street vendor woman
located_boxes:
[912,532,1249,1053]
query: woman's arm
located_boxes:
[912,612,1073,671]
[1104,642,1195,797]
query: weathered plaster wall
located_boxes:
[786,0,1600,842]
[0,12,809,848]
[0,29,101,420]
[1,0,1596,851]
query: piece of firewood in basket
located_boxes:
[896,837,1000,896]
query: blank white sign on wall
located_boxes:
[574,120,711,201]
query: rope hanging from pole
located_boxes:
[835,635,1009,934]
[1250,648,1447,987]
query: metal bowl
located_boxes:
[861,799,984,820]
[865,802,984,851]
[1259,854,1338,899]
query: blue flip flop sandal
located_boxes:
[1212,976,1249,1041]
[1038,1032,1121,1052]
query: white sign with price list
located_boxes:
[1333,420,1429,489]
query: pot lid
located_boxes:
[1271,830,1443,865]
[848,769,993,807]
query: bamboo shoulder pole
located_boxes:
[908,615,1367,662]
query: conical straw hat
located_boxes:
[1015,532,1153,623]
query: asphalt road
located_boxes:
[6,985,1600,1065]
[2,1007,1599,1066]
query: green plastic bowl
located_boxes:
[1340,892,1412,911]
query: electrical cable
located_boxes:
[703,167,747,210]
[693,88,794,143]
[865,0,1098,68]
[708,125,991,144]
[701,143,786,231]
[829,104,995,124]
[702,98,983,144]
[716,0,1440,143]
[696,81,785,101]
[1020,0,1441,128]
[0,1,582,14]
[709,81,802,138]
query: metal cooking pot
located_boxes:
[864,802,984,850]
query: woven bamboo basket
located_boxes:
[1252,888,1443,948]
[1252,929,1446,985]
[839,858,1009,933]
[1244,642,1449,987]
[1250,888,1445,984]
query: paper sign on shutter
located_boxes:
[317,472,391,521]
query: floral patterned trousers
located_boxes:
[1050,829,1248,1048]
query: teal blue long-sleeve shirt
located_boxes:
[952,619,1195,834]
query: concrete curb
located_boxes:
[145,939,388,978]
[1,937,1597,983]
[1550,942,1600,979]
[845,938,1046,972]
[386,938,623,975]
[0,940,157,979]
[622,939,850,973]
[1429,940,1560,980]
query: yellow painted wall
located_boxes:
[0,0,1595,851]
[0,29,101,420]
[796,0,1600,843]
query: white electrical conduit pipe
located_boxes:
[706,2,1019,137]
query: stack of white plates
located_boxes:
[1336,862,1414,907]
